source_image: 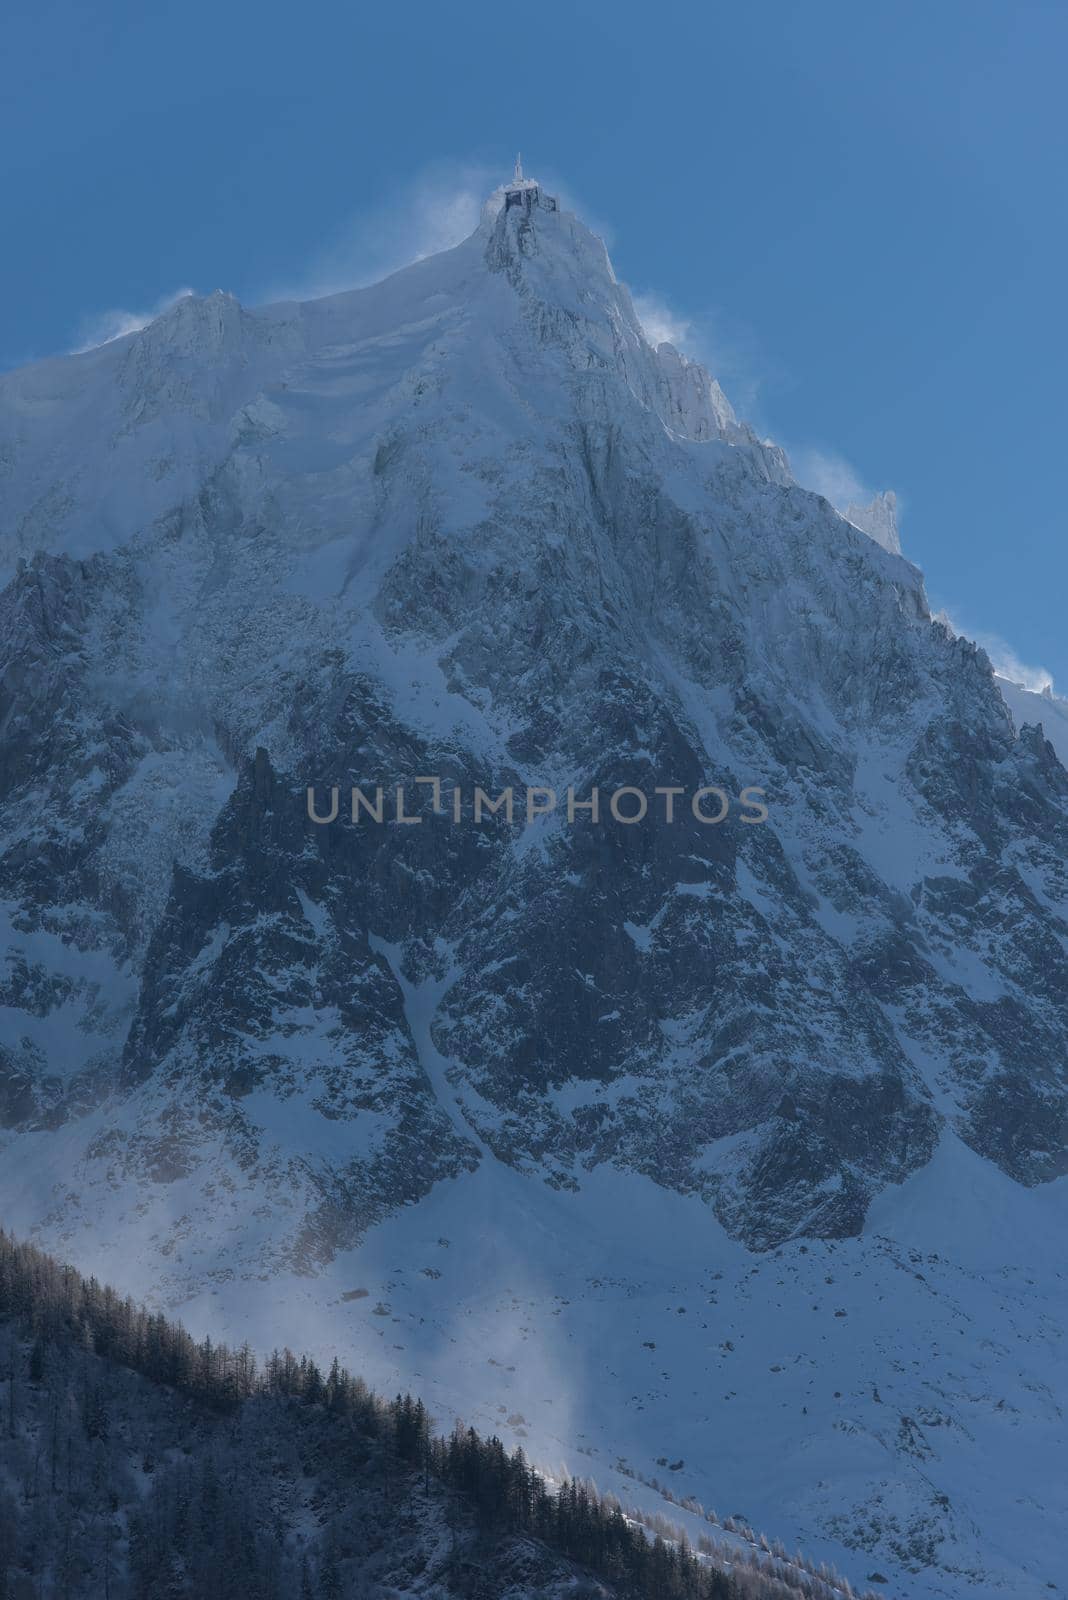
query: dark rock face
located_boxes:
[0,191,1066,1279]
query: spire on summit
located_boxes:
[503,154,557,215]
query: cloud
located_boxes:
[73,288,196,353]
[261,161,498,304]
[631,291,695,352]
[936,610,1054,694]
[629,290,771,424]
[789,447,871,511]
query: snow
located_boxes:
[996,675,1068,768]
[155,1141,1067,1600]
[0,899,136,1077]
[369,934,494,1161]
[844,490,902,556]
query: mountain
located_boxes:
[1,176,1066,1599]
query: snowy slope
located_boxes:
[996,675,1068,769]
[1,175,1067,1597]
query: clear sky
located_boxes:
[3,0,1065,690]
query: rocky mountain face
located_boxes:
[1,181,1066,1597]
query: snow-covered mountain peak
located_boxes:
[0,173,797,582]
[473,180,780,459]
[844,487,901,554]
[483,174,619,302]
[134,286,242,351]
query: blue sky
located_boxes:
[3,0,1065,689]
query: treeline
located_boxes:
[0,1228,862,1600]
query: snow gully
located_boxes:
[306,780,769,827]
